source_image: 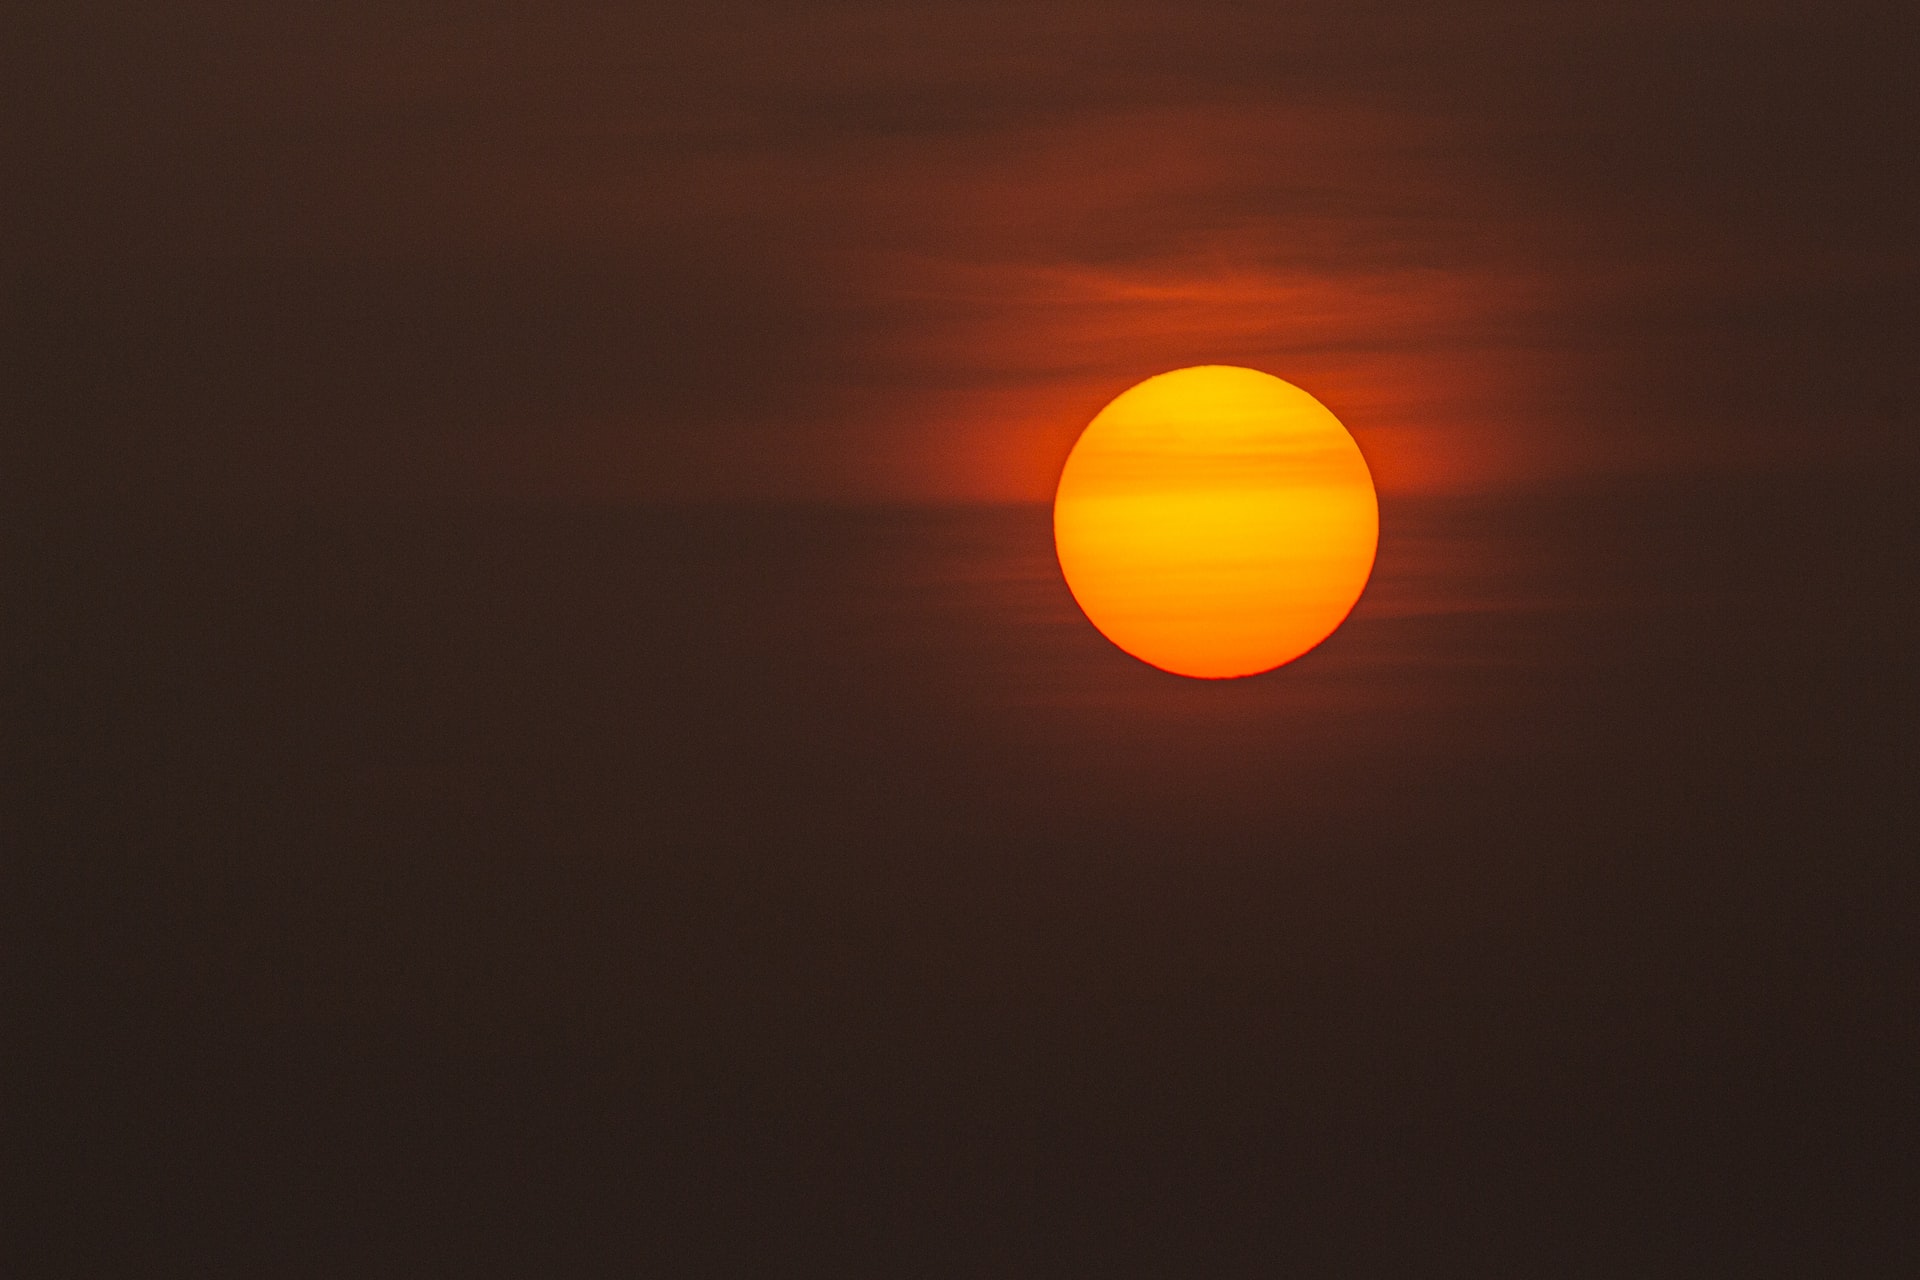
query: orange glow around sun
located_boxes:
[1053,366,1379,679]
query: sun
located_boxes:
[1053,365,1379,679]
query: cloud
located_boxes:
[7,1,1911,508]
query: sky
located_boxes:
[8,3,1915,1275]
[10,0,1913,507]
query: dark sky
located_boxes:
[8,4,1915,1276]
[10,1,1913,505]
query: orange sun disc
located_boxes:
[1053,365,1379,679]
